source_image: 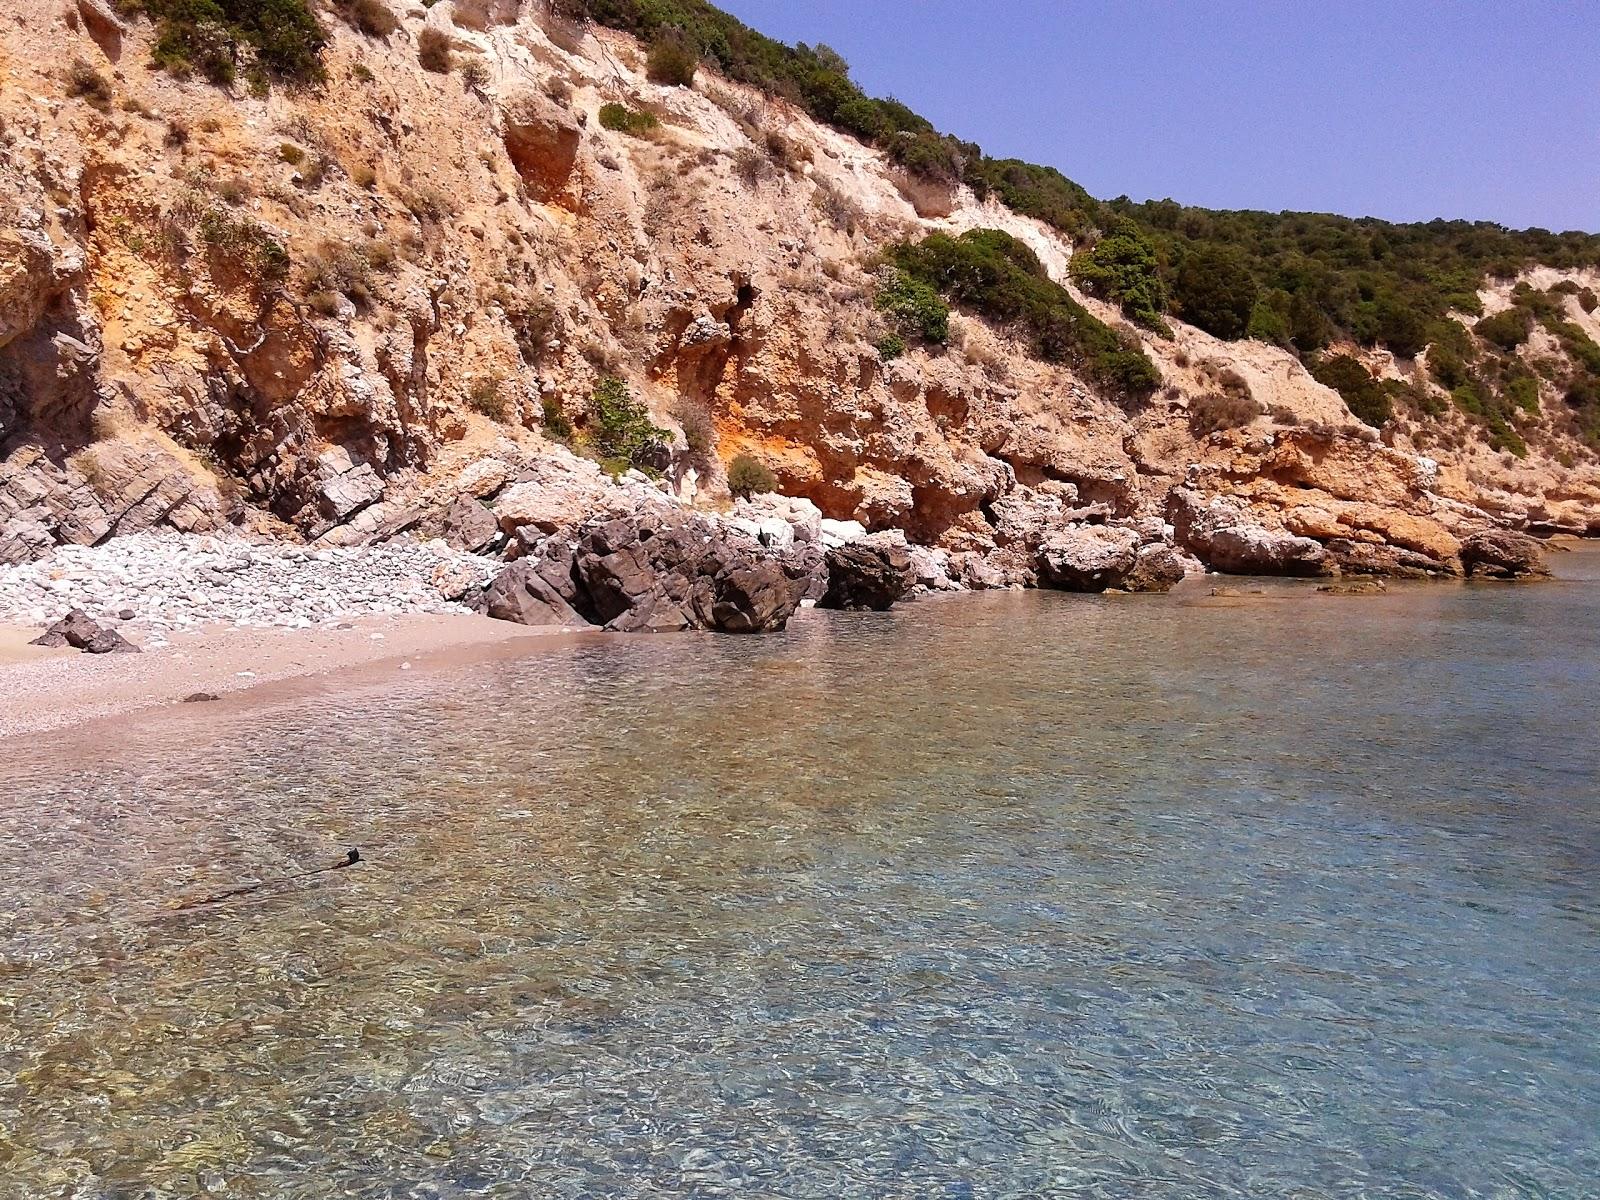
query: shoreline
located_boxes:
[4,539,1595,747]
[0,613,608,746]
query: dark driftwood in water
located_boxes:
[167,848,362,911]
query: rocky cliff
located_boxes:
[2,0,1597,593]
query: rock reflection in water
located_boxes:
[2,556,1599,1198]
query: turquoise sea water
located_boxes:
[2,550,1598,1198]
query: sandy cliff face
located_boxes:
[1,0,1597,582]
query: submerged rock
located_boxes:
[1121,543,1190,593]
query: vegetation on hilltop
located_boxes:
[556,0,975,184]
[566,3,1599,360]
[566,0,1600,449]
[115,0,327,86]
[105,0,1600,451]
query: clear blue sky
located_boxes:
[714,0,1600,233]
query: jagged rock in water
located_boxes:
[439,493,500,553]
[1036,525,1140,592]
[1122,543,1190,593]
[819,536,914,611]
[1318,578,1388,595]
[481,513,810,634]
[1459,529,1551,579]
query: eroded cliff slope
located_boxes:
[3,0,1598,586]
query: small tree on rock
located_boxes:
[727,454,776,498]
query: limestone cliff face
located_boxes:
[1,0,1597,577]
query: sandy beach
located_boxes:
[0,614,600,743]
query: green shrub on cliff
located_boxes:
[646,28,698,86]
[875,269,949,345]
[1475,307,1533,351]
[727,454,776,498]
[889,229,1159,398]
[122,0,327,86]
[1309,354,1392,427]
[598,103,659,135]
[1171,244,1258,341]
[587,377,668,472]
[1068,222,1169,334]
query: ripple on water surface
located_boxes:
[2,554,1599,1198]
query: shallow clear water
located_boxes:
[3,552,1599,1199]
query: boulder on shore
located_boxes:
[29,608,140,653]
[1036,526,1140,592]
[1169,488,1332,577]
[1459,529,1551,579]
[819,535,914,611]
[479,512,811,634]
[438,493,501,554]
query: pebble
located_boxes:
[0,532,499,634]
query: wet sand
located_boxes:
[0,614,604,742]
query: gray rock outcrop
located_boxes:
[481,512,812,634]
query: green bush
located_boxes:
[1384,376,1447,418]
[1172,244,1257,340]
[874,332,906,361]
[1246,293,1292,346]
[1475,306,1533,350]
[889,229,1159,398]
[875,269,949,344]
[587,377,668,471]
[126,0,327,85]
[1309,354,1392,427]
[598,102,659,135]
[1579,288,1598,314]
[195,207,290,283]
[646,28,698,86]
[1068,222,1169,333]
[727,453,776,498]
[1504,372,1541,414]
